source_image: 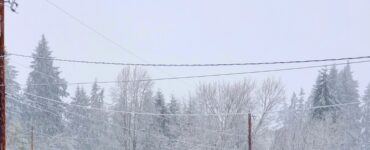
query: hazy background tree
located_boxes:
[152,91,170,149]
[167,95,181,149]
[67,86,90,149]
[24,35,68,149]
[5,55,27,150]
[111,67,154,150]
[360,83,370,149]
[336,64,361,149]
[194,79,255,149]
[87,81,110,150]
[253,78,285,150]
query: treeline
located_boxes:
[5,36,370,150]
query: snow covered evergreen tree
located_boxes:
[337,63,359,104]
[271,92,306,150]
[297,88,306,111]
[5,55,21,123]
[290,92,298,109]
[310,68,338,120]
[152,91,170,149]
[66,82,110,150]
[5,55,27,149]
[25,35,68,138]
[328,65,339,101]
[5,55,21,111]
[336,63,361,149]
[167,95,180,149]
[304,68,342,149]
[361,83,370,149]
[169,95,180,115]
[154,91,169,136]
[88,81,110,150]
[68,86,90,149]
[90,81,104,111]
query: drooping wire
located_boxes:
[6,52,370,67]
[5,59,370,87]
[7,91,366,117]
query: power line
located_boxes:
[18,91,225,116]
[10,59,61,80]
[9,91,366,117]
[17,95,90,120]
[41,0,195,88]
[9,90,251,118]
[6,53,370,67]
[9,59,370,87]
[4,59,370,117]
[5,64,249,139]
[42,0,142,61]
[7,96,59,116]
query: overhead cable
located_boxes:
[6,53,370,67]
[8,91,366,117]
[8,59,370,87]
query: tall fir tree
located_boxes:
[310,68,338,120]
[25,35,68,136]
[337,63,361,149]
[337,63,359,104]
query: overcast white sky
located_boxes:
[5,0,370,102]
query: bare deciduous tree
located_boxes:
[253,78,285,150]
[111,67,153,150]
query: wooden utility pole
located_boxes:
[30,127,33,150]
[248,113,252,150]
[0,0,5,149]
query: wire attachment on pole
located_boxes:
[3,0,18,12]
